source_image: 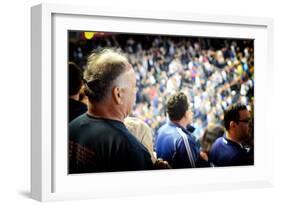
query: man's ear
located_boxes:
[184,110,189,119]
[229,121,237,129]
[112,87,122,104]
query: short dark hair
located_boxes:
[83,49,129,102]
[68,62,83,96]
[167,92,189,121]
[224,104,248,130]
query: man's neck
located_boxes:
[87,101,124,123]
[226,131,242,145]
[171,119,187,129]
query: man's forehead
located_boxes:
[239,109,250,117]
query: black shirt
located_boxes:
[69,114,153,173]
[68,98,87,122]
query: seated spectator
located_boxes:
[156,92,200,169]
[196,124,225,167]
[209,104,254,167]
[68,62,87,122]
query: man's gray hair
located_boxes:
[84,48,129,102]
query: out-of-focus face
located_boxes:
[236,109,251,141]
[186,109,193,126]
[182,106,193,128]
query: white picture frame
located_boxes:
[31,3,274,202]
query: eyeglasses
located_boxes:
[237,119,252,124]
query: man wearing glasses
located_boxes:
[209,104,254,167]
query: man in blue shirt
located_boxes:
[209,104,254,167]
[156,92,200,169]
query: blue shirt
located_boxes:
[155,121,200,168]
[209,136,253,167]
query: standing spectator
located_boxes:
[69,32,254,143]
[124,116,157,163]
[69,49,153,173]
[156,92,200,169]
[68,62,87,122]
[209,104,253,166]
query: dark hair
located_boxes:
[68,62,83,96]
[167,92,189,121]
[200,124,225,152]
[224,104,247,130]
[83,49,129,102]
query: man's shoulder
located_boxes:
[211,137,241,157]
[69,114,104,130]
[213,137,242,153]
[210,137,228,154]
[69,113,88,128]
[158,122,177,135]
[212,137,225,146]
[69,116,127,141]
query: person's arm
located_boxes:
[172,138,193,168]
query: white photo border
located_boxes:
[31,3,274,202]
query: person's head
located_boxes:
[200,124,225,153]
[84,48,136,118]
[68,61,83,98]
[224,103,251,142]
[167,92,193,127]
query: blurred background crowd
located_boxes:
[69,31,254,143]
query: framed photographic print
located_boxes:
[31,3,274,201]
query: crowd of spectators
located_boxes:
[69,31,254,142]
